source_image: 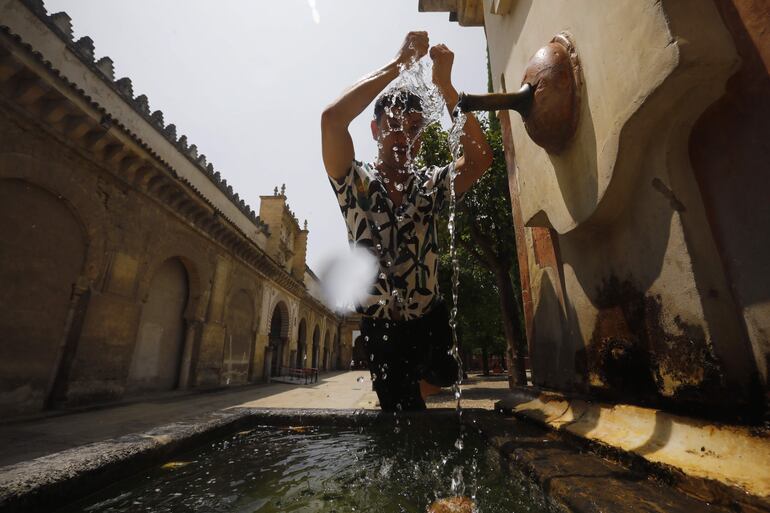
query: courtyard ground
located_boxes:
[0,371,507,468]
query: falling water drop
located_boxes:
[451,466,465,496]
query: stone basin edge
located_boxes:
[496,387,770,512]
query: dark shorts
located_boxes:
[361,300,459,411]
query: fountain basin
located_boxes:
[0,408,747,513]
[53,412,552,513]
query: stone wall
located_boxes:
[0,0,345,419]
[425,0,768,420]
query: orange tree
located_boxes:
[418,115,528,384]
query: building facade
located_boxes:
[0,0,354,419]
[421,0,769,420]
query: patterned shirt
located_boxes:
[329,161,452,320]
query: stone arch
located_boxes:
[265,288,294,335]
[222,288,254,385]
[0,178,88,416]
[297,318,308,369]
[127,257,189,392]
[312,325,321,369]
[266,300,290,378]
[0,153,107,285]
[225,270,263,332]
[136,251,205,324]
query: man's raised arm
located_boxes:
[321,31,429,181]
[429,44,493,195]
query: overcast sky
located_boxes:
[45,0,488,271]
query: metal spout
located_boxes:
[456,83,533,117]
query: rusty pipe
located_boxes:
[457,83,534,117]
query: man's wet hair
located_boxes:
[374,89,423,123]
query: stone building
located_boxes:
[0,0,354,419]
[421,0,769,420]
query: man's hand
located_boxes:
[430,44,454,91]
[428,43,493,196]
[395,31,429,67]
[322,32,429,180]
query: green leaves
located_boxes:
[419,116,524,358]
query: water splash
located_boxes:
[376,56,445,181]
[393,58,445,129]
[384,56,467,415]
[450,465,465,496]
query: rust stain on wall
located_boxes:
[582,277,735,417]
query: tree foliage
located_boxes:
[418,116,526,375]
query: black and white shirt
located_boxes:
[329,160,452,320]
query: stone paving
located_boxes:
[0,371,362,467]
[0,371,509,468]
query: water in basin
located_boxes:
[56,421,551,513]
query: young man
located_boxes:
[321,31,492,410]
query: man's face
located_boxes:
[372,107,424,169]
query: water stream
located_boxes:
[381,56,469,461]
[388,57,467,415]
[447,108,468,418]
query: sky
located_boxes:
[44,0,489,272]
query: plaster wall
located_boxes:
[689,0,770,400]
[484,0,765,417]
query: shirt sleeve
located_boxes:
[328,161,363,216]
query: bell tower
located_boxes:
[259,185,308,280]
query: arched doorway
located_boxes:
[296,319,307,369]
[127,258,188,392]
[267,301,289,379]
[0,180,86,415]
[222,289,253,385]
[312,326,320,369]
